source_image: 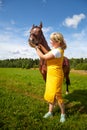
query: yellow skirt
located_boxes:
[44,68,64,104]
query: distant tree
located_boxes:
[0,58,86,70]
[75,63,87,70]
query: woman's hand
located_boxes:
[38,44,48,54]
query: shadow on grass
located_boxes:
[65,89,87,115]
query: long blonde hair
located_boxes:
[50,32,67,50]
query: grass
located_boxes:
[0,68,87,130]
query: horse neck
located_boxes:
[41,34,50,51]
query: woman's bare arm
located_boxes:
[35,46,54,60]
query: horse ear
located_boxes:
[39,22,43,28]
[32,24,35,28]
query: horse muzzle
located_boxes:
[28,37,38,48]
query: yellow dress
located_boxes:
[44,48,64,104]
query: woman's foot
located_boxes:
[60,114,66,123]
[66,91,69,95]
[43,112,53,118]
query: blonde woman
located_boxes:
[35,32,67,123]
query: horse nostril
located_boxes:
[32,39,34,42]
[29,37,34,42]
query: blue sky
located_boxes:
[0,0,87,59]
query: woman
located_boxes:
[35,32,67,123]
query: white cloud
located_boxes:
[42,26,53,33]
[0,20,87,60]
[72,30,86,40]
[0,25,53,60]
[65,40,87,59]
[0,39,38,60]
[63,13,86,28]
[65,28,87,58]
[0,25,38,60]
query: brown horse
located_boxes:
[28,22,70,94]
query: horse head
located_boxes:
[28,22,50,51]
[28,22,43,47]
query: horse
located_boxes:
[28,22,70,94]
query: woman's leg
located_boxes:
[56,86,66,122]
[49,103,54,112]
[43,103,54,118]
[58,101,65,114]
[58,101,66,122]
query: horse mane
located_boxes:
[40,31,50,52]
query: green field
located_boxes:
[0,68,87,130]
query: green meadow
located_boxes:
[0,68,87,130]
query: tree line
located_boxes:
[0,58,87,70]
[0,58,39,69]
[70,58,87,70]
